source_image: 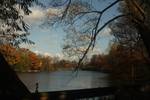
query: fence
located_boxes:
[32,87,117,100]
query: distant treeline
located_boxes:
[0,44,111,72]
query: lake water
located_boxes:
[17,70,109,93]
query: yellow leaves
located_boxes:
[0,44,42,71]
[28,51,42,70]
[0,44,21,65]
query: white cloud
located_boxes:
[99,27,112,37]
[55,53,64,59]
[44,52,51,57]
[34,50,41,54]
[24,6,63,25]
[24,6,46,24]
[33,50,65,59]
[33,50,51,57]
[92,47,102,54]
[88,47,102,57]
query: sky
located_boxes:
[22,0,119,59]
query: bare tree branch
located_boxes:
[97,14,128,34]
[75,14,128,70]
[72,0,125,69]
[78,11,101,14]
[61,0,72,19]
[62,0,147,71]
[101,0,123,13]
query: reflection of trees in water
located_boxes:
[91,72,109,88]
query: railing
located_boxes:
[31,83,150,100]
[32,87,117,100]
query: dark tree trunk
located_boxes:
[137,24,150,57]
[0,53,31,99]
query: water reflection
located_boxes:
[17,70,109,93]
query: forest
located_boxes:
[0,0,150,99]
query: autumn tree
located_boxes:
[0,44,20,65]
[107,0,150,86]
[10,48,43,71]
[88,54,111,71]
[14,50,29,71]
[39,55,53,71]
[58,59,75,69]
[28,51,42,70]
[107,43,150,86]
[0,0,36,98]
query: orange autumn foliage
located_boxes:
[0,44,20,65]
[28,51,42,70]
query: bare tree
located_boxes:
[60,0,150,69]
[58,0,127,69]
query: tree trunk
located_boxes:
[0,53,31,99]
[137,24,150,57]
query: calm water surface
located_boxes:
[17,70,109,93]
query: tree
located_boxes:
[0,0,35,46]
[28,51,42,70]
[88,54,111,71]
[107,0,150,85]
[12,48,42,72]
[63,26,91,61]
[38,55,53,71]
[47,0,150,71]
[105,43,150,99]
[107,43,150,86]
[1,0,150,98]
[0,44,21,65]
[0,53,31,99]
[0,0,36,98]
[121,0,150,56]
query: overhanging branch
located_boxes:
[61,0,72,19]
[75,14,129,70]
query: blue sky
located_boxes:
[22,0,119,58]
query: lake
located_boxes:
[17,70,109,93]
